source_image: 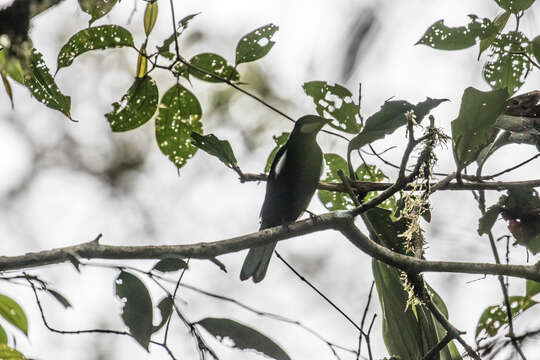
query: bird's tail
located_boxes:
[239,242,277,283]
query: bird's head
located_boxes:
[292,115,331,136]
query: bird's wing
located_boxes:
[268,142,289,180]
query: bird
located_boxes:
[240,115,330,282]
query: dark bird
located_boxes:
[240,115,329,282]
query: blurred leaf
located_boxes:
[451,87,508,168]
[152,296,173,333]
[503,187,540,254]
[483,31,531,94]
[365,207,409,254]
[25,49,71,119]
[0,325,6,345]
[235,23,279,66]
[265,132,289,173]
[156,84,203,168]
[303,81,360,134]
[136,44,148,78]
[143,1,158,37]
[526,280,540,298]
[478,12,511,59]
[78,0,118,25]
[191,133,238,168]
[349,97,447,151]
[318,153,354,211]
[0,344,25,360]
[0,294,28,336]
[476,296,537,338]
[156,13,200,60]
[57,25,134,70]
[105,76,158,132]
[197,317,291,360]
[46,289,72,308]
[189,53,240,82]
[495,0,535,13]
[478,199,505,235]
[417,15,497,50]
[115,271,153,351]
[1,72,13,108]
[153,258,188,273]
[531,36,540,64]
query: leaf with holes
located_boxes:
[451,87,508,168]
[0,344,25,360]
[115,271,153,351]
[495,0,535,13]
[0,294,27,336]
[235,23,278,66]
[532,36,540,64]
[152,296,173,333]
[78,0,118,25]
[105,76,158,132]
[189,53,240,83]
[483,31,531,94]
[191,133,238,168]
[478,12,510,59]
[198,318,291,360]
[265,132,289,173]
[156,13,200,60]
[317,153,354,211]
[417,15,497,50]
[57,25,134,71]
[156,84,203,168]
[303,81,360,134]
[25,49,72,119]
[476,296,537,338]
[153,258,188,273]
[477,197,505,235]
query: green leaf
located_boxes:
[191,133,238,168]
[78,0,118,25]
[57,25,134,71]
[303,81,360,134]
[0,344,25,360]
[235,23,279,66]
[156,84,203,168]
[105,76,158,132]
[526,280,540,298]
[476,296,537,338]
[189,53,240,83]
[477,199,504,235]
[365,207,410,254]
[197,317,291,360]
[1,72,13,108]
[417,15,497,50]
[156,13,200,60]
[25,49,71,119]
[451,87,508,168]
[478,12,511,59]
[152,258,188,273]
[318,153,355,211]
[495,0,535,13]
[115,271,153,351]
[152,296,173,333]
[349,97,447,151]
[531,36,540,64]
[265,132,289,173]
[46,289,72,308]
[0,294,28,336]
[143,1,158,37]
[483,31,531,94]
[0,325,7,345]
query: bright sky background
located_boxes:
[1,0,539,359]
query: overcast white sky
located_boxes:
[1,0,539,359]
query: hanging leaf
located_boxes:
[46,289,72,309]
[477,200,504,235]
[303,81,360,134]
[152,296,173,333]
[483,31,531,94]
[495,0,535,13]
[318,153,354,211]
[531,36,540,64]
[451,87,508,168]
[417,15,497,50]
[476,296,537,338]
[115,271,153,351]
[1,72,13,108]
[25,49,72,119]
[189,53,240,82]
[197,317,291,360]
[136,43,148,78]
[57,25,134,71]
[235,23,279,66]
[156,84,203,168]
[0,325,6,345]
[191,133,238,168]
[478,12,511,59]
[105,76,158,132]
[156,13,201,60]
[143,1,158,37]
[78,0,118,25]
[0,344,25,360]
[0,294,28,336]
[152,258,188,273]
[265,132,289,173]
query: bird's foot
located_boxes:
[305,210,320,224]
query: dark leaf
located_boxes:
[46,289,72,308]
[532,36,540,64]
[78,0,118,25]
[526,280,540,298]
[152,296,173,333]
[476,296,537,338]
[156,13,200,60]
[303,81,360,134]
[503,187,540,254]
[191,133,238,168]
[478,198,505,235]
[264,132,289,173]
[0,294,28,335]
[153,258,188,273]
[25,48,72,119]
[197,317,291,360]
[235,23,279,66]
[155,84,203,168]
[57,25,134,71]
[105,76,158,132]
[115,271,153,351]
[495,0,535,13]
[189,53,239,82]
[478,12,511,59]
[451,87,508,168]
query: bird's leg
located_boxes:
[304,210,320,224]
